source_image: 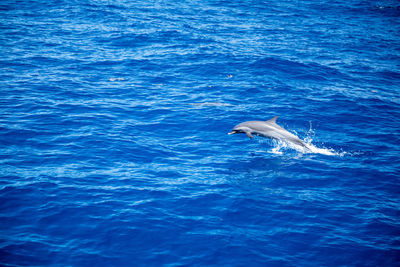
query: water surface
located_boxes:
[1,0,399,266]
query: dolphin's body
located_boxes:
[228,116,308,148]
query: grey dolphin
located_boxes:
[228,116,309,148]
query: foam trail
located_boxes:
[303,143,338,156]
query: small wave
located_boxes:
[189,102,232,107]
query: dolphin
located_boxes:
[228,116,309,148]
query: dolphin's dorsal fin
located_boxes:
[266,116,278,124]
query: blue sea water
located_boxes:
[1,0,400,266]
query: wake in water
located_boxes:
[269,140,340,156]
[258,122,345,156]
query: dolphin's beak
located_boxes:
[228,131,235,135]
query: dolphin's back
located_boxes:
[236,121,272,131]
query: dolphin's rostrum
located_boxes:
[228,116,309,148]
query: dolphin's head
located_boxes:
[228,125,244,135]
[228,125,253,138]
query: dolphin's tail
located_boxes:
[291,137,311,151]
[301,142,311,150]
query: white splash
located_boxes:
[267,139,342,156]
[258,122,346,156]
